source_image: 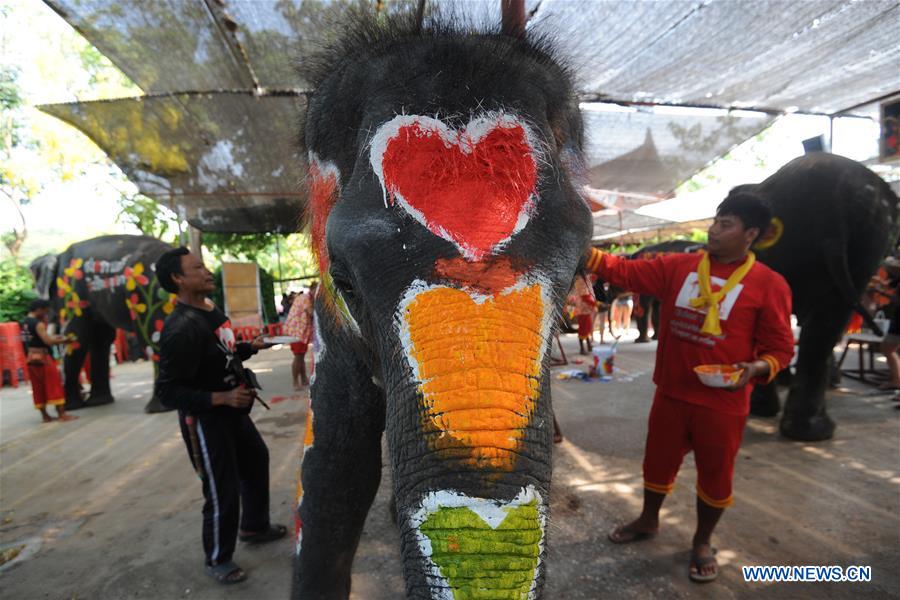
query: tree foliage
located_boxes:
[115,192,179,241]
[0,257,37,322]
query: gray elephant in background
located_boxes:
[743,154,897,440]
[31,235,175,413]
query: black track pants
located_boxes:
[179,410,270,566]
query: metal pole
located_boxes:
[275,234,284,296]
[829,115,834,152]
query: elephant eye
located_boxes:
[330,267,356,301]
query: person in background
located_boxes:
[611,292,634,337]
[568,273,596,355]
[21,299,76,423]
[586,191,794,583]
[280,291,296,321]
[873,259,900,392]
[284,281,318,390]
[154,247,286,586]
[593,276,610,344]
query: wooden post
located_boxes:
[189,225,203,261]
[501,0,526,39]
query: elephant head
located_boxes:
[294,14,592,599]
[29,254,59,300]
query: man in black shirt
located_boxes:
[154,247,286,585]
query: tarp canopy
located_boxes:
[39,0,900,234]
[41,92,305,233]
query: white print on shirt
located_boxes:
[674,272,744,321]
[669,273,745,348]
[214,322,236,352]
[214,321,238,387]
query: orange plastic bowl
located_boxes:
[694,364,743,388]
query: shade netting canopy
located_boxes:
[39,0,900,234]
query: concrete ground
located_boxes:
[1,333,898,599]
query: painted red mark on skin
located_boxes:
[308,158,339,274]
[380,120,537,260]
[433,256,522,294]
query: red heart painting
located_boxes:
[371,115,539,261]
[307,154,340,274]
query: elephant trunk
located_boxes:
[386,278,555,598]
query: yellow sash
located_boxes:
[689,251,755,336]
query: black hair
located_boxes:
[716,190,772,242]
[155,247,190,293]
[28,299,50,312]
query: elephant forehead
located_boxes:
[397,279,552,471]
[370,113,540,261]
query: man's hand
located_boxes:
[725,360,769,391]
[212,386,254,408]
[250,335,271,351]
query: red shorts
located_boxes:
[642,391,747,508]
[577,315,593,340]
[290,341,308,355]
[27,355,65,410]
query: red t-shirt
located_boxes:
[587,249,794,415]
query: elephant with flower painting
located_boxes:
[30,235,176,412]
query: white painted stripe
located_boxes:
[197,421,222,564]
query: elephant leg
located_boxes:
[62,320,90,410]
[145,363,174,413]
[85,321,116,407]
[292,335,385,599]
[780,307,846,441]
[775,366,793,387]
[750,381,780,417]
[828,355,841,388]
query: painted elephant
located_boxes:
[291,14,592,600]
[30,235,176,413]
[743,154,897,441]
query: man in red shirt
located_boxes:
[586,191,794,582]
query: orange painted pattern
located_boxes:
[404,284,545,470]
[295,405,315,545]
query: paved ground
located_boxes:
[1,333,898,599]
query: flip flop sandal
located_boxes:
[689,549,718,583]
[239,523,288,544]
[206,560,247,585]
[607,525,658,544]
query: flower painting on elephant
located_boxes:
[30,235,176,413]
[292,11,592,599]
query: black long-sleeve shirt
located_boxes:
[154,302,256,414]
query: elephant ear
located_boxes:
[753,217,784,250]
[29,254,58,299]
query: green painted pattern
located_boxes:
[419,501,542,600]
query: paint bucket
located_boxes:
[873,311,890,338]
[592,345,616,381]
